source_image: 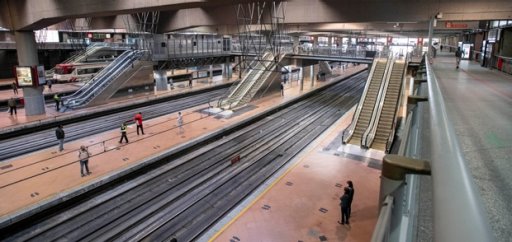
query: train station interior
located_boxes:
[0,0,511,241]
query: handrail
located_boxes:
[362,56,395,148]
[426,58,494,241]
[385,57,409,152]
[370,195,394,242]
[341,58,379,143]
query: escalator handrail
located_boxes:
[341,57,380,143]
[362,56,396,148]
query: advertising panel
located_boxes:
[37,65,46,85]
[15,66,35,87]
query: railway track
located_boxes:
[0,71,367,241]
[0,89,226,161]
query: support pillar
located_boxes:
[292,36,299,54]
[209,65,213,81]
[310,65,314,88]
[224,58,232,79]
[300,67,304,91]
[427,17,434,58]
[15,31,45,116]
[154,70,168,91]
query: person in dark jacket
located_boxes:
[455,47,463,69]
[55,125,65,152]
[54,94,61,111]
[347,180,355,217]
[12,82,18,95]
[338,187,351,225]
[8,97,17,116]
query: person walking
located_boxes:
[119,122,129,143]
[455,47,463,69]
[280,81,284,96]
[47,79,53,92]
[188,77,193,88]
[134,112,144,135]
[12,82,18,95]
[177,112,184,134]
[54,94,61,111]
[347,180,355,218]
[338,187,351,225]
[8,97,17,116]
[78,145,91,177]
[55,125,65,152]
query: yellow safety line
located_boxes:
[208,152,308,241]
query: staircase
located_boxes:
[346,58,389,146]
[368,61,405,150]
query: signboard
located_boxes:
[417,38,424,45]
[37,66,46,85]
[15,66,35,87]
[445,22,468,28]
[387,36,393,45]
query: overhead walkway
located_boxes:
[343,58,389,146]
[364,59,406,151]
[219,52,283,109]
[62,50,151,109]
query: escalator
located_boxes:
[62,50,149,109]
[219,52,275,109]
[366,60,406,151]
[342,58,389,145]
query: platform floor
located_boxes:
[208,106,383,242]
[0,82,80,102]
[431,52,512,241]
[0,75,236,130]
[0,65,367,220]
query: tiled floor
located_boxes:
[210,104,383,242]
[0,65,367,220]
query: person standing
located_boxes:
[280,81,284,96]
[12,82,18,95]
[177,112,184,134]
[338,187,351,225]
[55,125,65,152]
[455,47,463,69]
[54,94,61,111]
[347,180,355,218]
[78,145,91,177]
[188,77,193,88]
[134,112,144,135]
[119,122,129,143]
[8,97,17,116]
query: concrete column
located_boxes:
[300,67,304,91]
[427,17,434,57]
[292,36,299,53]
[15,31,45,116]
[225,58,232,79]
[154,70,168,91]
[310,65,314,88]
[209,65,213,81]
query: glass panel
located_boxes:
[499,20,507,26]
[492,21,499,27]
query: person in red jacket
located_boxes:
[134,112,145,135]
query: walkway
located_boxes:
[432,51,512,241]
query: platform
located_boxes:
[431,51,512,240]
[0,65,367,222]
[207,106,383,242]
[0,75,237,131]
